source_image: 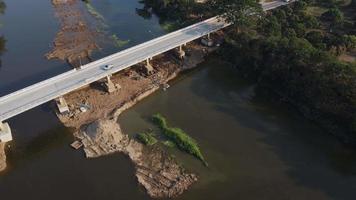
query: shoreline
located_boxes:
[54,36,222,198]
[56,37,221,129]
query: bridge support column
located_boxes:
[55,96,69,114]
[0,121,12,142]
[145,58,154,74]
[201,33,214,47]
[104,75,120,93]
[178,45,186,59]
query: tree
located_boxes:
[342,35,356,50]
[260,15,281,37]
[306,31,325,49]
[208,0,262,31]
[322,7,344,24]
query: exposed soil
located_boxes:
[76,119,198,199]
[46,0,101,67]
[339,50,356,63]
[55,32,223,198]
[57,39,221,129]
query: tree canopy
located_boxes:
[208,0,262,28]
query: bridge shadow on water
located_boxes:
[187,57,356,200]
[0,102,147,200]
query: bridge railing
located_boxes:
[0,16,227,104]
[0,69,78,103]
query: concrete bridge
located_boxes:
[0,0,294,142]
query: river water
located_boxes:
[1,0,356,200]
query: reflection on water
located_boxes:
[1,57,356,200]
[46,0,101,67]
[0,0,166,95]
[119,58,356,200]
[0,0,5,15]
[1,0,356,199]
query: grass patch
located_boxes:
[136,132,157,146]
[306,6,328,17]
[153,113,208,166]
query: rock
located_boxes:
[135,147,198,198]
[75,119,129,158]
[0,142,6,172]
[76,119,197,198]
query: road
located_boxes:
[0,1,292,122]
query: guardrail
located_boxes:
[0,16,223,103]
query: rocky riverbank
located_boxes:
[0,142,6,172]
[56,34,222,198]
[76,119,198,198]
[57,38,221,129]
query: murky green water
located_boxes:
[1,0,356,199]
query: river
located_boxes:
[1,0,356,199]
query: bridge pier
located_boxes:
[201,34,214,47]
[0,121,12,142]
[145,58,154,74]
[104,75,120,93]
[178,45,186,59]
[55,96,70,114]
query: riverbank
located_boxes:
[75,119,198,198]
[57,37,221,129]
[55,35,221,198]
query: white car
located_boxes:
[102,64,114,70]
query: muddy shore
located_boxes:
[55,37,220,198]
[76,119,198,198]
[57,40,220,128]
[47,0,102,67]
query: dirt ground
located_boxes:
[339,50,356,63]
[75,119,197,198]
[56,37,222,129]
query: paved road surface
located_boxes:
[0,1,292,122]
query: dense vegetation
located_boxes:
[153,114,208,166]
[136,132,158,146]
[138,0,356,143]
[219,0,356,143]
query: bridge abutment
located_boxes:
[0,121,12,142]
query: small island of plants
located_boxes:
[153,113,208,166]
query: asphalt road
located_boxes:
[0,1,293,122]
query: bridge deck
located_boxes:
[0,1,289,122]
